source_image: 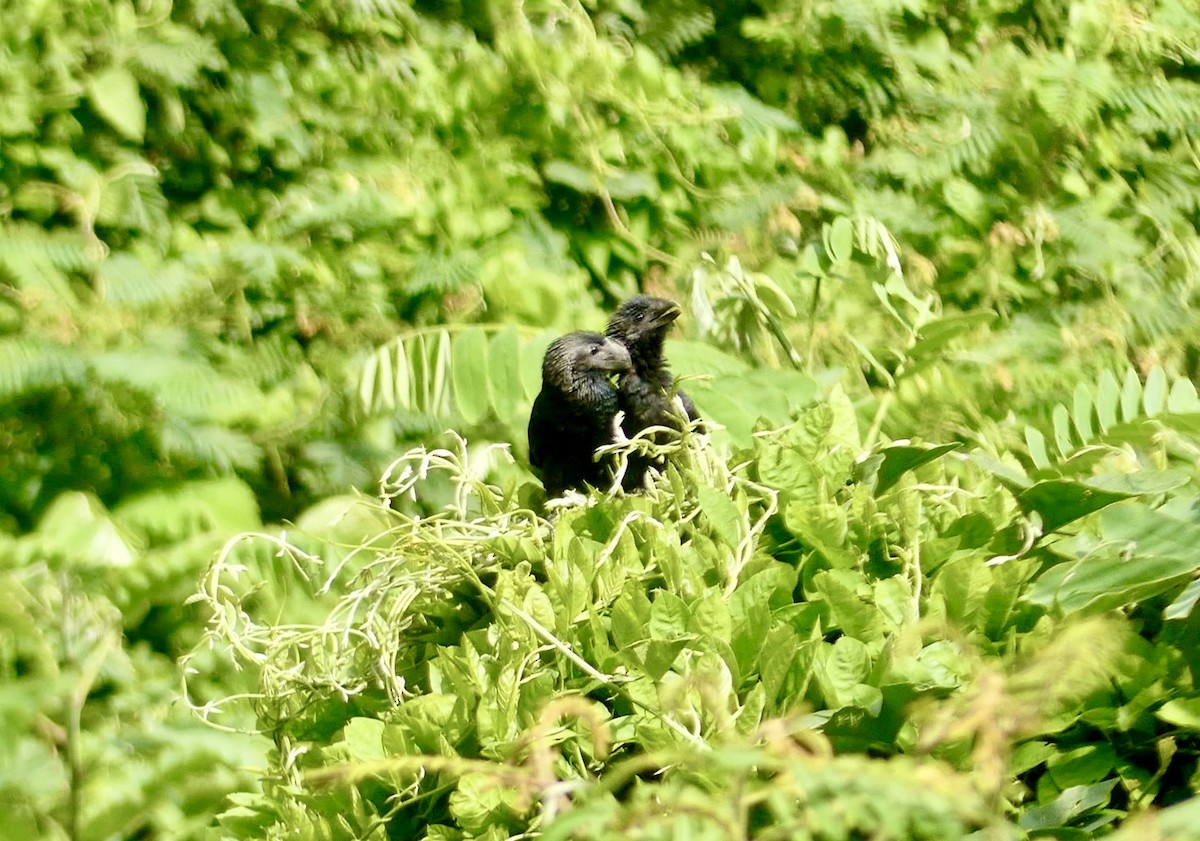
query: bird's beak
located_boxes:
[599,339,633,373]
[652,303,682,326]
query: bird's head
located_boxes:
[604,295,681,347]
[543,331,632,390]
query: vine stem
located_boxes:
[61,576,117,841]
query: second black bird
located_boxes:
[605,295,701,489]
[527,331,632,497]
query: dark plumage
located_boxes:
[605,295,701,489]
[527,331,633,497]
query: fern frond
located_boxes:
[1033,54,1114,132]
[161,418,262,472]
[1110,79,1200,136]
[869,100,1005,187]
[1024,365,1200,472]
[357,324,548,429]
[0,338,88,398]
[99,254,208,309]
[0,225,92,273]
[407,249,480,295]
[91,351,267,424]
[637,1,715,57]
[130,27,223,87]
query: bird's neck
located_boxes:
[632,334,669,382]
[565,370,616,406]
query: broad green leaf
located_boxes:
[1102,500,1200,560]
[1105,798,1200,841]
[785,499,856,569]
[520,329,555,401]
[1120,368,1141,422]
[648,591,691,641]
[1143,366,1167,417]
[816,637,871,708]
[811,570,880,642]
[691,591,733,645]
[343,717,386,763]
[543,159,594,192]
[751,272,798,318]
[1168,376,1200,413]
[909,312,996,363]
[1048,744,1117,789]
[1016,478,1137,533]
[942,177,986,226]
[449,772,520,834]
[827,217,854,264]
[799,243,825,277]
[451,328,490,425]
[872,441,961,495]
[1025,427,1051,471]
[697,485,744,548]
[1157,696,1200,730]
[604,169,658,200]
[969,451,1033,491]
[1016,482,1119,533]
[487,326,522,423]
[1095,370,1119,431]
[1072,383,1094,443]
[87,66,146,142]
[1165,579,1200,621]
[1037,553,1199,616]
[873,576,913,632]
[1087,470,1190,496]
[1019,780,1117,830]
[758,624,800,705]
[1052,404,1073,457]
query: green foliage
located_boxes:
[0,481,268,841]
[187,390,1200,837]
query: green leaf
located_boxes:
[1036,553,1199,616]
[604,170,658,200]
[543,159,595,193]
[1025,427,1051,471]
[1120,368,1141,422]
[1095,370,1119,432]
[1018,780,1117,830]
[1048,744,1117,789]
[811,571,880,642]
[649,591,691,641]
[872,442,961,495]
[487,327,522,423]
[1165,579,1200,621]
[697,485,744,549]
[87,66,146,142]
[785,499,856,569]
[816,636,871,708]
[1157,696,1200,730]
[827,217,854,264]
[1052,404,1074,457]
[451,328,491,425]
[1072,383,1094,443]
[1168,376,1200,413]
[942,178,987,227]
[1016,476,1149,533]
[1143,366,1167,417]
[343,717,386,763]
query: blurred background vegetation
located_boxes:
[1,0,1198,838]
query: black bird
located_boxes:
[605,295,701,489]
[527,331,633,497]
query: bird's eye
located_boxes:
[634,312,645,322]
[590,346,599,355]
